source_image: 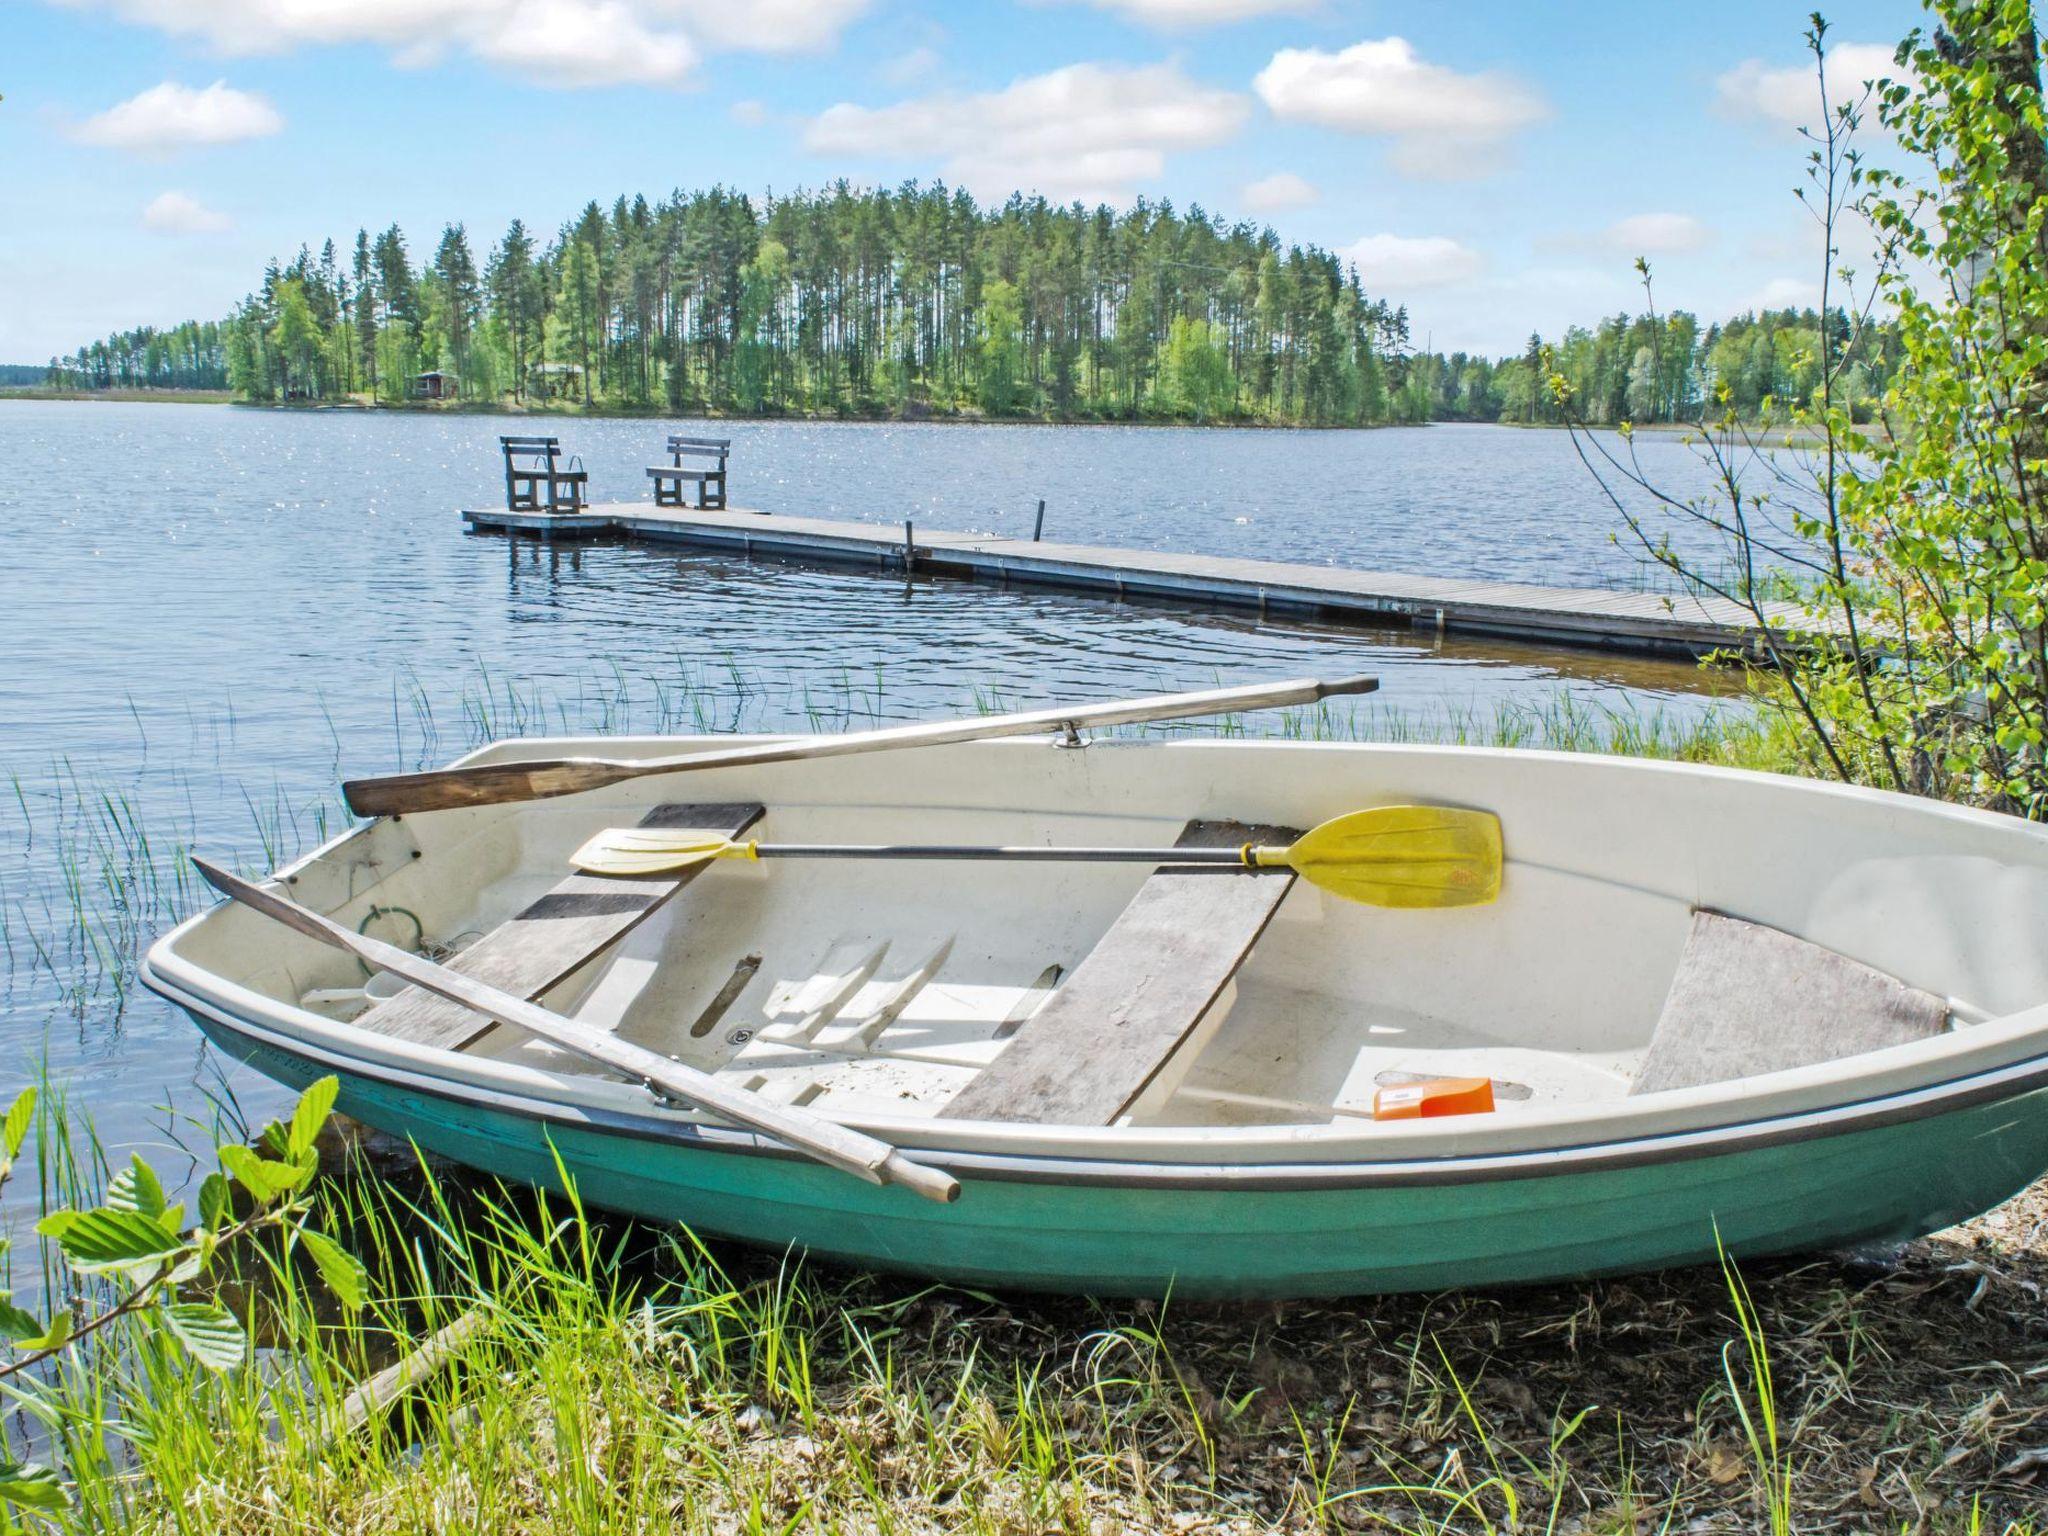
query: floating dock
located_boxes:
[463,502,1795,659]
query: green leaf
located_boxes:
[162,1301,246,1372]
[13,1311,68,1353]
[37,1207,186,1273]
[106,1156,167,1220]
[218,1144,309,1203]
[0,1301,44,1343]
[0,1458,68,1513]
[287,1076,340,1160]
[1,1088,34,1160]
[297,1228,369,1311]
[197,1172,231,1230]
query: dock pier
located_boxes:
[463,502,1792,659]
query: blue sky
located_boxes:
[3,0,1931,363]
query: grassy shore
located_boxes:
[20,1123,2048,1535]
[7,674,2044,1532]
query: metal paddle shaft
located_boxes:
[190,858,960,1205]
[342,674,1380,818]
[747,843,1259,862]
[578,806,1505,909]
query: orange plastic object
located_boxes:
[1371,1077,1497,1121]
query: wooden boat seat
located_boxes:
[1630,909,1948,1096]
[942,819,1301,1125]
[356,801,764,1053]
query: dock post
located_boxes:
[903,520,915,574]
[1033,499,1046,542]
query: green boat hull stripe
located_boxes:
[150,961,2048,1191]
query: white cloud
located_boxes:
[52,0,871,87]
[470,0,696,88]
[803,62,1248,206]
[728,98,770,127]
[1049,0,1315,26]
[665,0,869,54]
[1254,38,1547,180]
[1601,212,1712,255]
[1752,276,1822,310]
[880,44,942,87]
[1240,171,1317,212]
[141,190,231,234]
[1337,234,1483,292]
[73,80,282,152]
[1714,41,1905,131]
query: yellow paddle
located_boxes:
[572,806,1503,909]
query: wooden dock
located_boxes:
[463,502,1795,658]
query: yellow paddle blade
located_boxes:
[1261,805,1502,909]
[571,827,756,876]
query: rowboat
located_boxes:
[142,708,2048,1298]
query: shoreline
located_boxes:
[0,389,1394,431]
[0,389,1843,441]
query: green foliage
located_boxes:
[46,318,230,392]
[0,1460,66,1514]
[1817,0,2048,814]
[161,1302,246,1373]
[975,277,1027,415]
[1159,316,1235,422]
[35,1208,187,1273]
[1410,305,1898,428]
[0,1074,364,1511]
[296,1227,369,1310]
[56,185,1411,426]
[1565,5,2048,819]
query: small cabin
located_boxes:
[411,370,455,401]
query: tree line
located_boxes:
[40,181,1899,428]
[1406,306,1901,427]
[38,320,231,392]
[48,186,1408,426]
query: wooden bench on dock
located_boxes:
[647,436,730,510]
[501,436,589,514]
[944,819,1300,1125]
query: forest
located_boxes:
[38,181,1899,427]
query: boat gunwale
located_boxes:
[432,729,2048,852]
[149,733,2048,1173]
[143,951,2048,1192]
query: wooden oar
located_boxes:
[342,674,1380,817]
[191,858,960,1206]
[574,806,1505,910]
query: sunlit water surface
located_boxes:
[2,403,1753,1162]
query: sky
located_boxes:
[1,0,1933,364]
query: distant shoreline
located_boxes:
[1,386,236,405]
[0,389,1392,431]
[0,387,1854,445]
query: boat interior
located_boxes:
[181,734,2045,1137]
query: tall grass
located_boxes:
[8,1110,2037,1535]
[0,660,1761,1020]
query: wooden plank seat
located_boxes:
[501,435,589,514]
[1630,909,1949,1096]
[647,435,730,509]
[355,801,764,1053]
[943,819,1302,1125]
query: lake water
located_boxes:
[1,402,1750,1163]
